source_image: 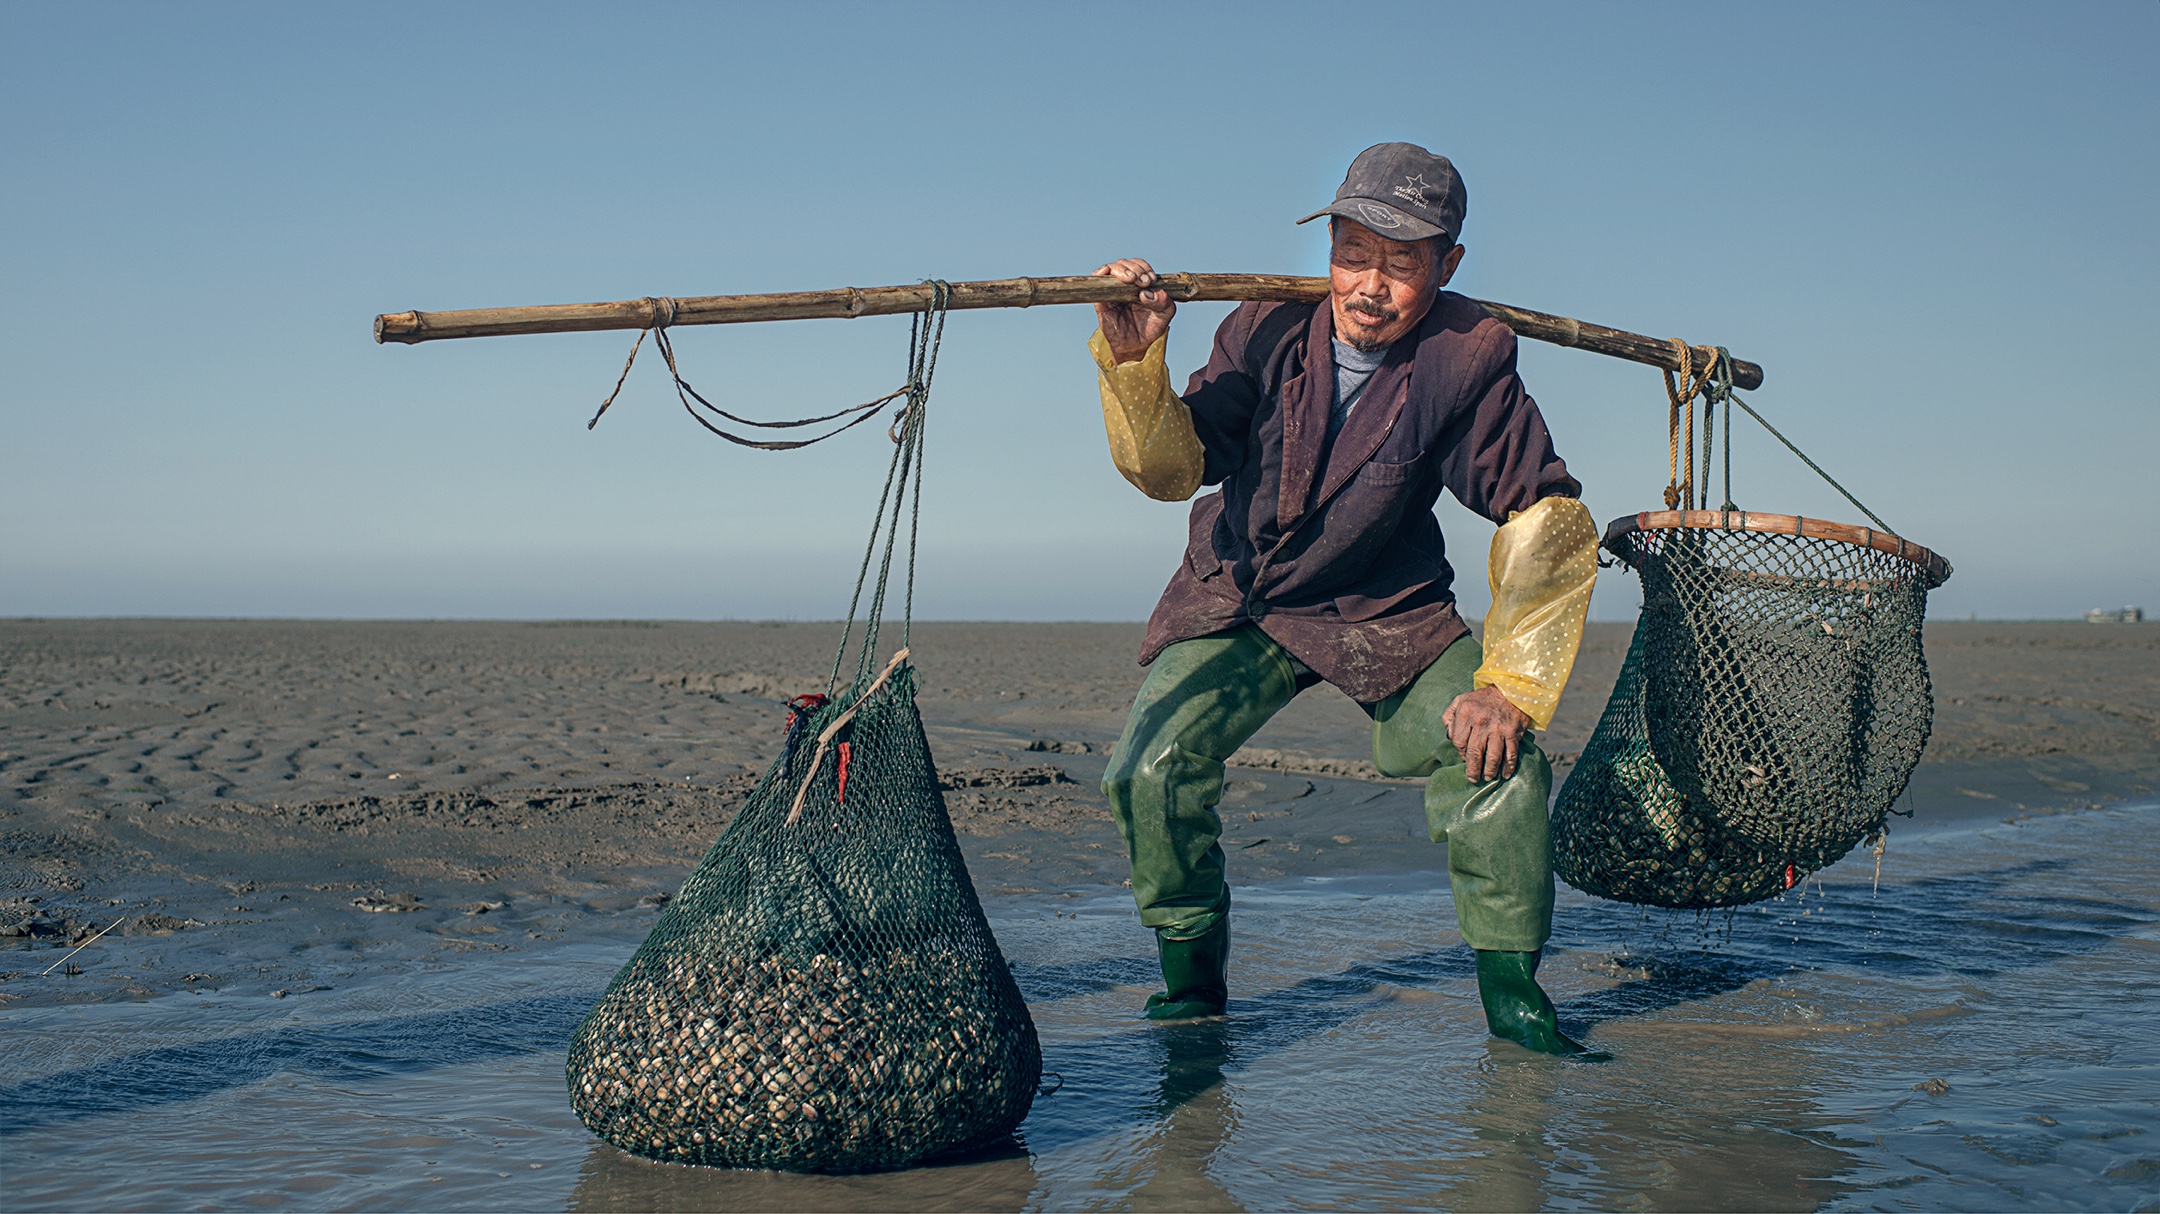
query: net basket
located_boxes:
[564,665,1042,1171]
[1553,510,1951,909]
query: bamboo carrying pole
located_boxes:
[374,273,1765,390]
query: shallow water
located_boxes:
[5,803,2156,1212]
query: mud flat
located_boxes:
[2,619,2155,1211]
[1,618,2153,1003]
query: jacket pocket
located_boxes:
[1185,543,1224,582]
[1352,456,1420,487]
[1183,494,1229,581]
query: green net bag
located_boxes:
[564,660,1041,1171]
[1553,510,1951,908]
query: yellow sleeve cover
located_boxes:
[1088,328,1205,502]
[1473,495,1600,730]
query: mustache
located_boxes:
[1344,297,1398,323]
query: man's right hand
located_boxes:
[1094,258,1175,364]
[1442,685,1532,783]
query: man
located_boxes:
[1088,142,1602,1056]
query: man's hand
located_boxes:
[1442,685,1532,782]
[1094,258,1175,364]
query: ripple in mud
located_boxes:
[240,778,763,835]
[0,829,117,894]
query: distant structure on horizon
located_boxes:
[2084,605,2144,624]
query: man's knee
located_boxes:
[1102,738,1208,806]
[1373,739,1443,781]
[1425,739,1551,837]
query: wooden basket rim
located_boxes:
[1602,509,1953,587]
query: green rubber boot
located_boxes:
[1145,920,1229,1020]
[1475,949,1606,1059]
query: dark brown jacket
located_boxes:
[1141,292,1579,703]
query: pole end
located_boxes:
[374,311,423,344]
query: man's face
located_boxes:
[1328,219,1465,350]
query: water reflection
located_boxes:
[3,807,2154,1210]
[0,993,591,1135]
[1423,1029,1866,1212]
[567,1135,1042,1212]
[1116,1021,1241,1212]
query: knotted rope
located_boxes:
[1663,340,1719,509]
[1657,338,1895,532]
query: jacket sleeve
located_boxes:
[1089,329,1204,501]
[1438,325,1580,523]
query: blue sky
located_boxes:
[3,2,2153,621]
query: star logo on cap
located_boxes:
[1393,174,1432,206]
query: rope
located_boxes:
[585,296,909,446]
[1664,342,1689,509]
[588,327,650,430]
[1699,364,1717,510]
[1662,340,1716,509]
[900,297,940,653]
[1727,393,1895,534]
[1714,347,1735,511]
[827,282,949,696]
[856,283,946,686]
[1659,340,1890,533]
[566,285,954,695]
[1682,356,1695,510]
[826,386,911,695]
[586,299,677,429]
[653,326,904,449]
[789,646,911,825]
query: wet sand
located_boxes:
[2,619,2151,943]
[2,619,2155,1210]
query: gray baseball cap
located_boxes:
[1297,142,1467,244]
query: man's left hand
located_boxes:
[1442,685,1532,782]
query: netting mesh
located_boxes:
[564,666,1042,1171]
[1553,522,1941,908]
